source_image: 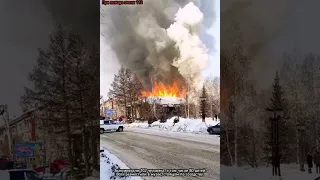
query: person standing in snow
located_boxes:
[314,151,320,173]
[307,153,313,173]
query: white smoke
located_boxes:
[100,0,213,93]
[167,2,208,91]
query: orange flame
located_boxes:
[141,81,186,98]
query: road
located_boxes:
[100,128,220,180]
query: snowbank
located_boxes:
[126,117,219,134]
[126,121,149,128]
[100,147,143,180]
[221,164,320,180]
[83,177,99,180]
[82,170,99,180]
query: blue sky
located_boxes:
[202,0,220,78]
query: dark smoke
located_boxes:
[101,0,214,90]
[41,0,100,46]
[221,0,292,89]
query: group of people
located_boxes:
[307,151,320,173]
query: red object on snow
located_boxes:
[50,160,69,174]
[34,167,45,173]
[119,116,126,121]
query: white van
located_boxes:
[100,120,124,134]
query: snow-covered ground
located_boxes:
[125,117,220,135]
[82,170,99,180]
[100,147,143,180]
[221,165,320,180]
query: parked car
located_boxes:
[0,169,42,180]
[207,123,220,135]
[100,120,124,134]
[0,159,13,170]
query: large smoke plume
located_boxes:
[101,0,212,91]
[223,0,320,89]
[222,0,292,88]
[41,0,100,46]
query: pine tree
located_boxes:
[20,25,100,178]
[21,25,76,177]
[199,85,208,122]
[264,71,290,164]
[270,72,285,110]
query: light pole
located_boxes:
[297,123,306,172]
[266,107,284,177]
[200,95,207,122]
[0,105,13,160]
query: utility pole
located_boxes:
[0,105,13,160]
[266,107,283,177]
[297,122,306,172]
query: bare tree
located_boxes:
[205,76,220,117]
[109,66,144,120]
[108,66,132,117]
[220,19,254,166]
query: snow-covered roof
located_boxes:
[143,96,186,106]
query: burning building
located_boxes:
[128,81,186,122]
[101,1,210,95]
[101,1,217,121]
